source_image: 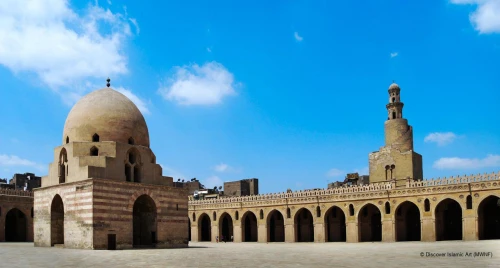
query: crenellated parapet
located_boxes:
[0,189,34,197]
[189,171,500,207]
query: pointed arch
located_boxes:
[51,194,64,246]
[357,203,382,242]
[324,206,346,242]
[241,211,258,242]
[92,133,99,142]
[266,209,284,242]
[395,201,421,241]
[294,208,314,242]
[218,212,233,242]
[435,198,463,241]
[198,213,211,241]
[90,146,99,156]
[478,195,500,240]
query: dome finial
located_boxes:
[106,77,111,87]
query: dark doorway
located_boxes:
[478,196,500,240]
[324,206,346,242]
[435,198,462,241]
[51,194,64,246]
[199,214,211,241]
[133,195,157,247]
[295,208,314,242]
[267,210,285,242]
[5,208,27,242]
[188,218,191,241]
[219,213,233,242]
[107,234,116,250]
[358,204,382,242]
[395,201,421,241]
[242,212,258,242]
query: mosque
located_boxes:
[32,79,188,249]
[0,81,499,249]
[188,83,500,243]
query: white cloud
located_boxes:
[433,154,500,169]
[214,163,229,172]
[424,132,457,146]
[390,52,398,58]
[203,175,223,189]
[0,154,46,171]
[128,18,140,34]
[115,87,150,115]
[0,0,137,103]
[451,0,500,33]
[326,168,345,178]
[294,31,303,42]
[158,61,238,106]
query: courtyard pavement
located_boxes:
[0,241,499,268]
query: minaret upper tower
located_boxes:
[383,83,413,151]
[386,83,403,120]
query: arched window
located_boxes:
[392,97,395,103]
[260,209,264,220]
[92,133,99,142]
[65,136,69,144]
[90,146,98,156]
[316,206,321,217]
[213,211,217,221]
[235,211,239,220]
[424,199,430,212]
[466,195,472,210]
[392,111,396,119]
[133,166,141,183]
[59,148,68,184]
[385,202,391,214]
[125,149,141,182]
[176,204,179,211]
[286,208,291,218]
[349,204,354,216]
[128,137,135,145]
[125,164,132,182]
[192,212,196,222]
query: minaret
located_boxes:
[383,83,413,152]
[368,82,423,186]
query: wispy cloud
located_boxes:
[0,0,138,104]
[203,175,223,189]
[158,61,238,106]
[390,52,399,58]
[212,162,241,173]
[433,154,500,169]
[0,154,46,172]
[326,168,345,178]
[160,165,185,180]
[450,0,500,34]
[294,31,303,42]
[424,132,458,146]
[206,47,212,52]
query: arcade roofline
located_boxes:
[188,171,500,205]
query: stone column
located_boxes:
[258,224,267,242]
[190,225,199,242]
[314,222,325,242]
[382,219,395,242]
[211,224,218,243]
[421,217,435,241]
[463,216,478,241]
[284,223,294,242]
[233,224,242,242]
[346,221,358,243]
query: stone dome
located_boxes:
[62,88,150,147]
[389,83,400,90]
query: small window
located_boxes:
[235,211,239,220]
[286,208,291,218]
[133,166,141,183]
[260,209,264,220]
[349,204,354,216]
[128,137,135,145]
[466,195,472,210]
[385,202,391,214]
[213,212,217,221]
[192,212,196,222]
[31,207,34,218]
[176,204,179,211]
[392,111,396,119]
[92,133,99,142]
[129,152,136,164]
[125,164,131,182]
[424,199,430,212]
[66,136,69,144]
[316,206,321,217]
[90,146,98,156]
[392,97,395,103]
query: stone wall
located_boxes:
[0,190,34,242]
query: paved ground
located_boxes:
[0,241,499,268]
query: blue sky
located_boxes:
[0,0,499,194]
